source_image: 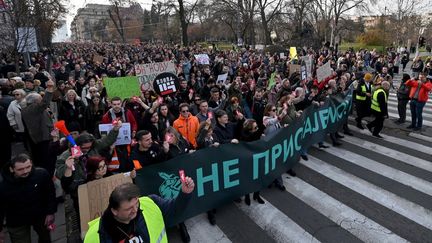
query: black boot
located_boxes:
[207,210,216,225]
[179,222,190,243]
[253,192,265,204]
[287,169,296,177]
[244,194,251,206]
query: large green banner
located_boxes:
[135,89,353,226]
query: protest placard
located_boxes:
[289,47,298,60]
[135,61,176,90]
[93,54,104,64]
[289,64,301,76]
[302,55,313,79]
[78,173,133,236]
[153,72,180,96]
[103,76,140,100]
[194,54,210,65]
[316,61,333,83]
[216,73,228,84]
[99,123,131,145]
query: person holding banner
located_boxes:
[84,180,195,243]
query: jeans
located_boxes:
[410,100,426,128]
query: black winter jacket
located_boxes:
[0,167,56,230]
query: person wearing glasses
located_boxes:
[173,103,200,149]
[61,156,136,214]
[55,121,123,221]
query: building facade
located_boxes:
[71,3,145,42]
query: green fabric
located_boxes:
[371,89,387,112]
[83,196,167,243]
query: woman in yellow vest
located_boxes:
[366,81,390,138]
[84,178,195,243]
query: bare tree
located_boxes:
[108,0,129,43]
[256,0,282,45]
[0,0,66,71]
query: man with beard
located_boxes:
[0,154,56,243]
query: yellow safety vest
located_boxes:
[84,197,168,243]
[356,84,367,101]
[371,89,387,112]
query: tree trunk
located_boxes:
[178,0,188,46]
[260,9,271,45]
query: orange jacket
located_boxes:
[406,80,432,102]
[173,114,200,148]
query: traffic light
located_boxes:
[419,36,426,47]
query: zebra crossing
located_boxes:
[167,71,432,242]
[165,124,432,243]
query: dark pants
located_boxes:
[410,100,426,128]
[355,101,370,123]
[397,99,409,122]
[7,218,51,243]
[368,111,385,135]
[0,141,12,168]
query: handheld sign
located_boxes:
[153,72,180,96]
[71,145,83,158]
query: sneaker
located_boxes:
[301,154,309,161]
[318,144,330,149]
[373,134,383,139]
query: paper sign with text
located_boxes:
[316,61,333,83]
[135,61,176,90]
[99,123,131,145]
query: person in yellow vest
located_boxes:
[84,179,195,243]
[366,81,390,138]
[355,72,373,129]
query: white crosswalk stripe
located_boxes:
[167,129,432,243]
[282,177,408,243]
[165,73,432,242]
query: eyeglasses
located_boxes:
[181,110,189,113]
[97,163,107,171]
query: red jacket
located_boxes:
[101,108,138,133]
[406,79,432,102]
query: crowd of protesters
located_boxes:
[0,41,431,243]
